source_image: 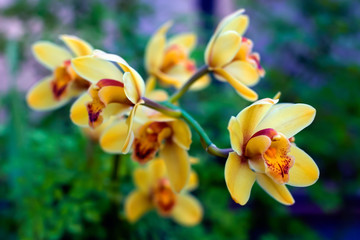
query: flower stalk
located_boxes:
[176,104,232,158]
[111,154,121,182]
[141,97,182,118]
[169,65,209,103]
[142,98,232,158]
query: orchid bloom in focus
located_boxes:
[125,159,202,226]
[101,114,192,192]
[27,35,93,110]
[205,9,265,101]
[225,98,319,205]
[70,50,145,153]
[99,81,192,192]
[145,21,210,90]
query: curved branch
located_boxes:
[169,65,209,103]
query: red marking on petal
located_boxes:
[249,54,264,72]
[185,61,196,72]
[64,59,71,66]
[96,79,124,88]
[251,128,278,139]
[51,81,68,100]
[86,102,103,128]
[51,66,72,100]
[249,53,265,77]
[131,122,171,164]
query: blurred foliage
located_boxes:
[1,0,360,239]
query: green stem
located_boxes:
[178,106,232,158]
[146,100,232,158]
[111,154,121,181]
[169,65,209,103]
[141,97,182,118]
[85,139,95,168]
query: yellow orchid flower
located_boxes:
[98,78,191,191]
[145,21,210,90]
[225,98,319,205]
[27,35,93,110]
[205,9,265,101]
[101,113,192,192]
[70,50,145,153]
[125,158,202,226]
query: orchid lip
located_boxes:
[152,178,177,216]
[245,128,295,184]
[51,82,68,100]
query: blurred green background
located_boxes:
[1,0,360,239]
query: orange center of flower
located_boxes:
[132,122,172,164]
[161,45,187,72]
[51,60,90,100]
[152,178,177,216]
[87,86,105,129]
[249,128,294,184]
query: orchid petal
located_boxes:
[245,135,271,157]
[149,159,167,186]
[121,104,140,153]
[228,116,243,156]
[145,21,172,72]
[185,170,198,192]
[133,168,151,193]
[219,14,249,36]
[125,190,152,223]
[98,85,131,105]
[92,49,129,65]
[26,76,72,110]
[70,92,92,127]
[99,118,129,154]
[32,41,71,70]
[171,194,203,226]
[160,141,190,192]
[145,76,157,95]
[287,145,319,187]
[224,152,256,205]
[216,9,246,35]
[60,35,93,57]
[170,120,192,150]
[245,135,271,173]
[71,56,123,83]
[154,70,181,86]
[123,71,145,104]
[204,9,245,65]
[232,98,277,145]
[255,104,316,138]
[209,31,242,68]
[168,33,197,53]
[213,68,258,101]
[223,60,260,86]
[256,174,295,205]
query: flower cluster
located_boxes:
[27,9,319,226]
